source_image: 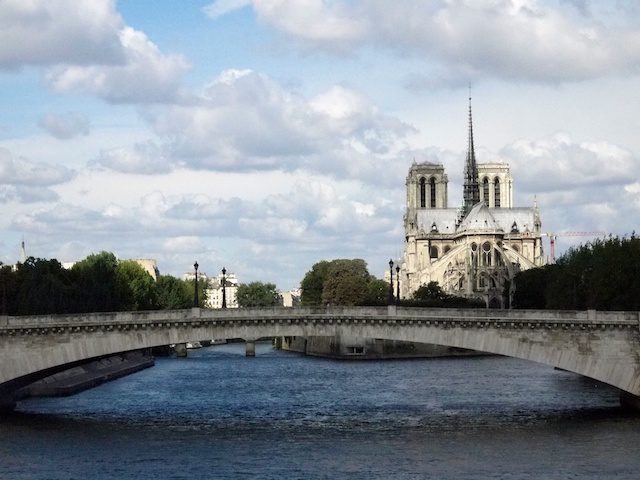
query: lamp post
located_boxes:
[388,259,394,305]
[193,261,199,307]
[395,264,400,306]
[221,267,227,309]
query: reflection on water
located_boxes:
[1,343,639,479]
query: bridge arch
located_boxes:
[1,307,639,402]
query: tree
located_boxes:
[301,259,388,306]
[404,280,484,308]
[321,259,370,306]
[72,252,127,312]
[365,277,389,306]
[12,257,77,315]
[513,235,640,311]
[237,282,281,307]
[116,260,158,310]
[412,281,448,302]
[156,275,192,309]
[300,260,330,305]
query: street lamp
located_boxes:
[193,261,199,307]
[395,264,400,306]
[221,267,227,309]
[388,259,394,305]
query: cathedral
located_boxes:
[400,99,544,308]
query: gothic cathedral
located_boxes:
[400,99,544,307]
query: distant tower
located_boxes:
[462,94,480,216]
[20,238,27,263]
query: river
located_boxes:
[1,342,639,479]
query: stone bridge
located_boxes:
[1,306,639,405]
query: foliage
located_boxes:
[11,257,77,315]
[365,278,390,306]
[72,251,126,312]
[116,260,158,310]
[156,275,192,309]
[513,235,640,311]
[402,281,484,308]
[237,282,281,307]
[0,251,199,315]
[300,258,390,307]
[321,259,371,306]
[181,276,207,308]
[300,260,330,306]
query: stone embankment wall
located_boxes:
[281,336,482,359]
[20,350,154,398]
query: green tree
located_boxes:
[156,275,192,309]
[182,276,207,308]
[237,282,281,307]
[72,251,127,312]
[116,260,158,310]
[301,258,388,306]
[513,235,640,311]
[365,277,389,306]
[300,260,330,305]
[321,259,370,306]
[12,257,76,315]
[412,281,448,302]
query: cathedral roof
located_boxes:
[457,203,501,233]
[416,209,459,233]
[416,204,539,236]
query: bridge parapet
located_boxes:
[0,307,638,335]
[1,306,640,400]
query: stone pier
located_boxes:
[245,340,256,357]
[174,343,188,358]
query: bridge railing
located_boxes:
[1,306,638,330]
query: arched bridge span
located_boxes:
[1,306,639,400]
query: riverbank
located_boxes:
[19,350,154,398]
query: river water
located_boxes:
[1,343,639,479]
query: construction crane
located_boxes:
[542,232,606,264]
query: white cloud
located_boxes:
[38,112,90,140]
[46,27,190,103]
[95,142,173,174]
[203,0,252,19]
[135,70,413,182]
[0,185,59,204]
[0,147,74,186]
[10,178,403,285]
[0,0,124,69]
[502,133,639,194]
[216,0,640,82]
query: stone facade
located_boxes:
[206,272,239,309]
[400,103,544,308]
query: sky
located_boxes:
[1,0,639,289]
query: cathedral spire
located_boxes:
[462,90,480,217]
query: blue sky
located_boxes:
[1,0,639,289]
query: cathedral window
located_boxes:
[430,246,439,259]
[431,221,438,232]
[512,244,519,253]
[494,177,501,208]
[482,242,492,265]
[511,221,519,233]
[430,177,436,208]
[419,177,426,208]
[483,177,489,205]
[444,246,451,254]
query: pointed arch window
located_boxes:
[430,177,437,208]
[483,177,490,205]
[419,177,426,208]
[494,177,501,208]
